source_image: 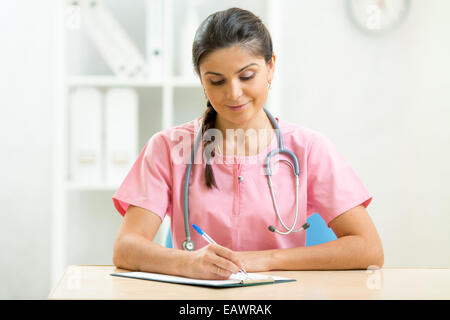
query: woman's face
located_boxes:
[199,45,275,128]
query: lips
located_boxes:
[226,102,249,111]
[227,103,247,108]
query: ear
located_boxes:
[267,53,276,82]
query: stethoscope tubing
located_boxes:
[182,107,303,250]
[183,121,204,247]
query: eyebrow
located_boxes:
[203,63,259,76]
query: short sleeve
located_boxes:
[112,132,172,221]
[306,131,372,227]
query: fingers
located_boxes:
[211,264,233,279]
[206,244,242,279]
[210,254,239,276]
[211,244,243,268]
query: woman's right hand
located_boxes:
[184,243,243,280]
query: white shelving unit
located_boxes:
[51,0,281,287]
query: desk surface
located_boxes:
[49,265,450,300]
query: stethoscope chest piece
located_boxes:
[182,239,195,251]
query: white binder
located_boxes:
[180,0,199,79]
[69,88,103,184]
[105,88,138,185]
[80,0,147,77]
[146,0,164,80]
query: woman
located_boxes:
[112,7,383,280]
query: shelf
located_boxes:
[67,75,201,88]
[171,76,201,87]
[65,181,120,191]
[68,75,163,87]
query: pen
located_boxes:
[192,224,248,276]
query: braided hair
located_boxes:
[192,7,273,189]
[201,101,218,189]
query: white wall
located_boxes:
[0,1,53,298]
[280,0,450,267]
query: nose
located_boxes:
[226,79,243,101]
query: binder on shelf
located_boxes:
[79,0,148,78]
[105,88,138,185]
[180,0,199,79]
[146,0,164,80]
[69,87,103,184]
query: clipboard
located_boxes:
[110,271,295,288]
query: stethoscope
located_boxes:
[182,107,310,251]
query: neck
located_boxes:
[214,109,275,156]
[215,108,271,133]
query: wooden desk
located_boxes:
[49,265,450,300]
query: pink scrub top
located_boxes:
[112,116,372,251]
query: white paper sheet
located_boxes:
[111,271,294,287]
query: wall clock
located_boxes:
[346,0,411,35]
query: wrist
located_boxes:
[175,249,193,276]
[267,248,292,270]
[237,250,274,272]
[265,249,278,270]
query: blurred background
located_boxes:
[1,0,449,299]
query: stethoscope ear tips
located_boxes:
[269,223,310,233]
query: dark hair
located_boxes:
[192,7,273,189]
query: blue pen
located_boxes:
[192,224,248,276]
